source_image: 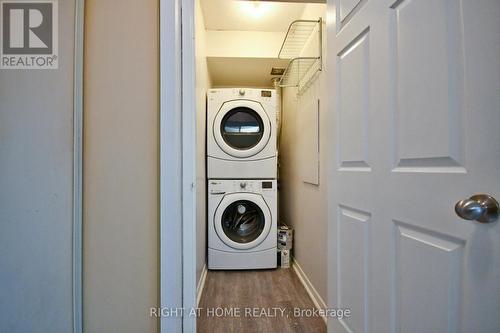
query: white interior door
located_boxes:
[327,0,500,332]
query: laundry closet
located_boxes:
[195,1,328,330]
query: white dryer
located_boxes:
[207,88,277,179]
[208,179,277,270]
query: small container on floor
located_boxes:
[278,225,293,250]
[277,249,291,268]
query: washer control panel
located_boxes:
[209,181,226,195]
[261,181,273,189]
[233,180,254,191]
[209,180,276,194]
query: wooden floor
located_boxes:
[197,268,326,333]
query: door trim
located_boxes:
[72,0,84,332]
[180,0,197,331]
[326,0,336,330]
[159,0,196,332]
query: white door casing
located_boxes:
[213,100,272,158]
[160,0,185,332]
[327,0,500,333]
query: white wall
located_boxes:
[205,30,287,88]
[0,1,76,332]
[206,30,285,58]
[195,0,212,286]
[83,0,159,332]
[279,3,327,303]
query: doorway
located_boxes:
[159,0,500,332]
[193,0,329,332]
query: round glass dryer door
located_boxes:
[213,100,271,158]
[221,107,264,150]
[214,193,272,250]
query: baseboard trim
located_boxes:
[196,264,208,307]
[292,257,327,324]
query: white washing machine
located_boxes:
[207,88,277,179]
[208,179,277,270]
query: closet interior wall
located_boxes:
[195,0,213,286]
[278,4,328,304]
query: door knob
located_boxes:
[455,194,499,223]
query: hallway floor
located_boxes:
[197,268,326,333]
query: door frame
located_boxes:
[159,0,197,332]
[160,1,331,332]
[180,0,198,331]
[73,0,85,332]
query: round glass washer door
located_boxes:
[214,193,272,250]
[213,100,271,158]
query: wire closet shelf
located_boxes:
[278,18,322,91]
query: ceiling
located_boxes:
[200,0,307,32]
[208,57,289,87]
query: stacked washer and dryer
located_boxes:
[207,88,278,269]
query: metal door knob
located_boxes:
[455,194,499,223]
